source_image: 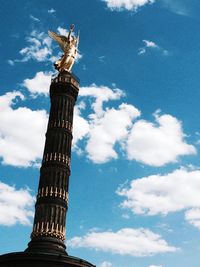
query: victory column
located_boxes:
[0,25,95,267]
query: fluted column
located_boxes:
[26,71,79,254]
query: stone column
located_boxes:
[26,71,79,254]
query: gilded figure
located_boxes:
[48,24,79,72]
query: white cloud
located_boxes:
[126,112,196,166]
[7,59,15,66]
[57,27,69,37]
[185,208,200,229]
[0,91,48,167]
[138,48,146,55]
[117,168,200,222]
[15,30,53,63]
[0,181,35,226]
[76,51,83,61]
[68,228,177,256]
[75,85,141,163]
[149,265,163,267]
[23,71,52,96]
[98,55,105,63]
[48,8,56,14]
[138,40,168,56]
[74,86,194,166]
[122,213,130,219]
[12,27,81,65]
[103,0,188,15]
[86,103,140,163]
[30,15,40,22]
[73,103,90,149]
[80,84,124,114]
[103,0,155,11]
[99,262,113,267]
[143,40,158,48]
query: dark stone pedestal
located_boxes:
[0,252,95,267]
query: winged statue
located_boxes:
[48,24,79,72]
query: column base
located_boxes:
[26,236,67,255]
[0,251,95,267]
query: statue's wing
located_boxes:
[48,31,68,51]
[76,30,80,48]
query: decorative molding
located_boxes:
[43,153,70,166]
[37,187,68,202]
[51,76,79,90]
[32,221,66,241]
[48,120,73,131]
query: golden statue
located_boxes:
[48,24,79,72]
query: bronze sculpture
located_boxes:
[48,24,79,72]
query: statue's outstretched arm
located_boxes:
[67,24,75,42]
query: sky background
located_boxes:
[1,0,200,266]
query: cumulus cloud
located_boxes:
[68,228,177,256]
[80,85,124,114]
[86,103,140,163]
[23,71,52,96]
[149,265,163,267]
[126,112,196,166]
[117,168,200,229]
[0,181,35,226]
[76,85,140,163]
[73,86,194,165]
[0,91,48,167]
[103,0,188,15]
[103,0,155,11]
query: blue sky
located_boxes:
[1,0,200,266]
